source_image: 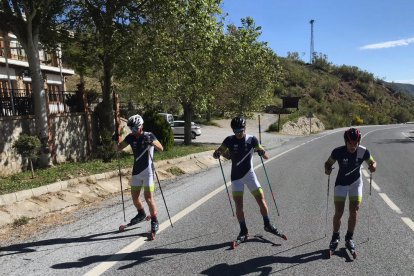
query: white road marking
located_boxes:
[84,184,226,276]
[401,132,414,142]
[401,217,414,232]
[378,193,403,214]
[85,126,405,275]
[362,169,370,178]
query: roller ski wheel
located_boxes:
[231,234,249,249]
[264,225,287,240]
[118,215,151,232]
[345,239,357,259]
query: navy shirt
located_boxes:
[123,132,157,175]
[222,134,260,181]
[331,145,371,186]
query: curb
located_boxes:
[0,150,215,207]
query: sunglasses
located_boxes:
[130,126,141,133]
[233,128,244,134]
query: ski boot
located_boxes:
[345,239,357,259]
[119,212,148,232]
[328,236,340,258]
[264,224,287,240]
[231,230,249,249]
[150,219,159,240]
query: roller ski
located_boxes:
[149,219,159,240]
[345,239,357,259]
[264,224,287,240]
[119,213,150,232]
[231,231,249,249]
[328,237,339,258]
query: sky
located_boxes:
[221,0,414,84]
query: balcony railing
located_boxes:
[0,88,83,117]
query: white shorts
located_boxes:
[232,170,262,197]
[131,167,154,192]
[334,178,363,203]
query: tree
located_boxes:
[67,0,151,145]
[216,17,282,117]
[0,0,70,167]
[13,134,41,178]
[120,0,224,145]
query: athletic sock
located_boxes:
[263,215,270,227]
[345,231,353,241]
[239,220,248,233]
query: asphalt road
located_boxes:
[1,125,414,275]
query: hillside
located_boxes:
[386,82,414,97]
[275,56,414,129]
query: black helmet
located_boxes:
[231,116,246,130]
[344,128,361,143]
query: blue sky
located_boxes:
[221,0,414,84]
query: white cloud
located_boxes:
[360,37,414,50]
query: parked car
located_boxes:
[172,120,201,139]
[158,113,174,126]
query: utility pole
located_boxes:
[309,19,315,64]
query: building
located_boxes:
[0,30,96,176]
[0,31,75,116]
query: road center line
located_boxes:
[401,217,414,232]
[378,193,403,214]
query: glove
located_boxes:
[213,150,221,159]
[257,149,265,157]
[144,135,153,146]
[368,164,376,173]
[324,163,333,175]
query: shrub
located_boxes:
[13,134,41,178]
[143,110,174,151]
[96,129,116,162]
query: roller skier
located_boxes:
[324,128,376,258]
[116,114,164,239]
[213,116,286,249]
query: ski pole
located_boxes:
[368,172,372,241]
[218,158,235,217]
[260,156,280,216]
[325,174,331,237]
[148,147,173,228]
[257,114,280,216]
[116,148,126,222]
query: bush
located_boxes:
[143,110,174,151]
[96,129,116,162]
[13,134,41,178]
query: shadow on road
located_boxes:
[373,138,414,144]
[201,249,327,275]
[0,227,143,257]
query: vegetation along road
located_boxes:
[1,125,413,275]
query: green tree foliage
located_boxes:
[142,111,174,151]
[120,0,224,145]
[13,135,41,178]
[216,17,282,117]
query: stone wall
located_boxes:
[0,113,91,176]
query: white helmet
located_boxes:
[127,114,144,130]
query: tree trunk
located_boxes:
[101,54,115,134]
[25,34,50,167]
[183,102,194,145]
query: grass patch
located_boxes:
[166,166,186,176]
[13,216,30,227]
[0,144,215,195]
